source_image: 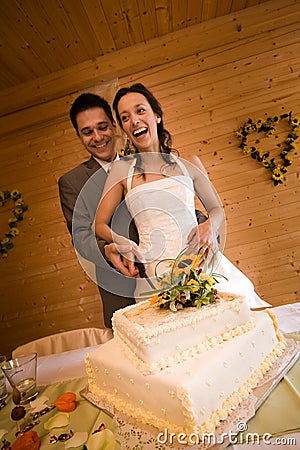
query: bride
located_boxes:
[95,83,269,308]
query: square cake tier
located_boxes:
[112,292,252,374]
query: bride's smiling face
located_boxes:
[117,92,161,152]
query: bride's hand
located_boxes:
[112,233,145,276]
[187,219,218,254]
[104,243,140,277]
[187,219,212,247]
[187,221,219,267]
[114,237,145,262]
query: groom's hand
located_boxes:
[104,243,139,277]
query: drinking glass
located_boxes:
[2,353,38,404]
[0,355,8,401]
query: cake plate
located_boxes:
[81,338,299,450]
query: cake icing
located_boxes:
[86,308,286,436]
[112,293,253,375]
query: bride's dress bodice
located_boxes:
[124,156,270,308]
[125,159,197,277]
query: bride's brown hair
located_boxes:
[113,83,173,153]
[113,84,178,175]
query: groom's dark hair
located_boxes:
[69,93,114,135]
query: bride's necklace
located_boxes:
[141,162,169,177]
[139,153,173,176]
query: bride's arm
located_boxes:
[184,156,224,248]
[94,170,124,244]
[94,161,143,274]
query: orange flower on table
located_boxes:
[53,392,76,412]
[12,430,40,449]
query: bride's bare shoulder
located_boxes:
[180,155,209,178]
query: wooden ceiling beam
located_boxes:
[0,0,297,120]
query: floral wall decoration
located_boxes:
[0,190,28,258]
[235,112,299,186]
[118,136,136,157]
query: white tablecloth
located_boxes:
[37,345,98,386]
[268,303,300,334]
[35,303,299,449]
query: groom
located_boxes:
[58,93,138,328]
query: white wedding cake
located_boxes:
[113,293,252,375]
[86,293,286,437]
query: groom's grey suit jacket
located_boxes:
[58,156,137,327]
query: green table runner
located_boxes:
[0,377,119,449]
[0,358,299,448]
[240,359,300,440]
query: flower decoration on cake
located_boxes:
[144,247,226,312]
[235,112,299,186]
[0,190,28,258]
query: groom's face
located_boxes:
[76,107,117,162]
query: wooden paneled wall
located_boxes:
[0,0,299,358]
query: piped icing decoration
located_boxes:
[114,314,254,375]
[113,294,247,343]
[86,311,286,437]
[168,390,175,399]
[112,292,253,375]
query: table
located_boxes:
[0,303,299,449]
[0,377,120,449]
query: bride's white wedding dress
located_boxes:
[125,158,270,308]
